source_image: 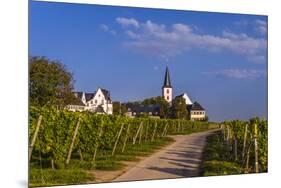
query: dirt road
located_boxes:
[113,129,218,182]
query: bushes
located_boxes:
[30,168,95,187]
[201,117,268,176]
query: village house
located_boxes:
[67,88,113,114]
[126,67,207,121]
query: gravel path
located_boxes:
[113,129,218,182]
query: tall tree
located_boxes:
[171,97,188,119]
[113,102,127,115]
[29,56,77,107]
[142,96,169,118]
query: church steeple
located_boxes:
[162,66,172,88]
[162,66,173,103]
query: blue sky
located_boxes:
[29,1,268,122]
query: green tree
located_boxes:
[29,56,77,107]
[171,97,188,119]
[113,102,127,115]
[142,96,169,118]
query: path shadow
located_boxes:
[147,166,198,177]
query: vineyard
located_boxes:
[202,118,268,176]
[29,106,218,186]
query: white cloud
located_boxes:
[203,69,267,80]
[255,19,267,35]
[116,17,139,28]
[100,24,109,32]
[113,18,267,62]
[100,24,116,35]
[247,55,267,64]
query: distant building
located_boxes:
[67,88,113,114]
[187,101,206,121]
[123,66,207,120]
[174,93,193,105]
[125,103,160,118]
[164,67,206,121]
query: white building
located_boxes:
[164,67,207,121]
[175,93,193,105]
[162,67,173,103]
[187,102,206,121]
[67,88,113,114]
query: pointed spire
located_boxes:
[163,66,172,88]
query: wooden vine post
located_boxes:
[245,139,252,173]
[254,123,259,173]
[122,123,131,153]
[234,137,238,161]
[226,124,230,148]
[223,124,227,141]
[78,149,83,161]
[66,118,81,166]
[93,124,104,161]
[112,123,124,156]
[133,122,143,145]
[138,123,143,144]
[161,123,168,137]
[164,124,169,136]
[29,115,43,162]
[242,123,248,160]
[151,122,158,142]
[144,123,149,142]
[177,121,180,133]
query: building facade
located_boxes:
[67,88,113,114]
[162,67,173,103]
[124,66,207,121]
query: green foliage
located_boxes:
[203,161,244,176]
[202,131,244,176]
[29,56,78,107]
[202,118,268,176]
[142,96,169,118]
[29,107,219,186]
[29,106,216,169]
[29,168,95,187]
[170,97,189,119]
[112,102,127,115]
[225,118,268,172]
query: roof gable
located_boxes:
[187,101,205,111]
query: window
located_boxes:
[167,89,169,94]
[167,96,169,100]
[95,100,97,104]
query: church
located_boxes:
[162,66,206,121]
[127,67,207,121]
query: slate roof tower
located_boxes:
[162,66,173,103]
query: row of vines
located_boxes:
[29,106,218,169]
[221,118,268,173]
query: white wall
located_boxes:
[163,87,172,103]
